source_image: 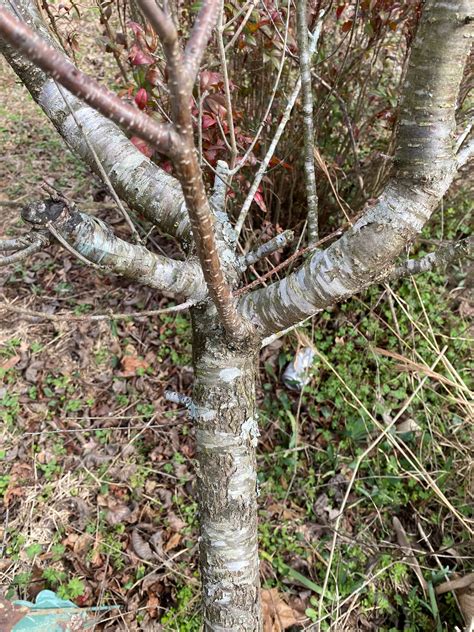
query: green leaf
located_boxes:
[288,568,332,598]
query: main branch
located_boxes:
[21,198,207,299]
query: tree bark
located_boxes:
[191,306,262,630]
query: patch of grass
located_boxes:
[257,250,471,630]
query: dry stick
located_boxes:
[217,0,238,169]
[137,0,248,339]
[0,299,195,322]
[0,239,46,266]
[0,9,178,155]
[296,0,319,244]
[234,16,324,237]
[392,517,428,596]
[54,81,142,244]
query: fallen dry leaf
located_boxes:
[164,532,181,552]
[0,355,20,370]
[167,511,186,533]
[131,529,155,561]
[120,351,149,377]
[261,588,303,632]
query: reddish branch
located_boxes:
[184,0,221,86]
[136,0,248,338]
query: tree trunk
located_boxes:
[191,306,262,631]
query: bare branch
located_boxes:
[209,160,231,212]
[184,0,221,87]
[2,0,248,337]
[0,236,47,266]
[0,236,37,252]
[0,299,195,322]
[389,237,472,280]
[164,391,194,408]
[235,220,354,297]
[240,230,295,270]
[456,137,473,169]
[296,0,319,244]
[217,2,237,169]
[21,198,207,300]
[0,7,179,156]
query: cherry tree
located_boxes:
[0,0,472,629]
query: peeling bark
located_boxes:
[22,198,207,299]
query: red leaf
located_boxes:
[127,20,144,36]
[253,189,267,213]
[129,44,154,66]
[200,70,223,92]
[146,68,161,86]
[130,136,154,158]
[341,20,353,32]
[201,114,217,130]
[336,4,346,19]
[134,88,148,110]
[268,156,293,170]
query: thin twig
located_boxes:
[217,0,238,169]
[240,229,294,269]
[55,81,142,243]
[0,299,195,322]
[224,0,256,52]
[229,1,291,177]
[0,239,45,266]
[184,0,221,87]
